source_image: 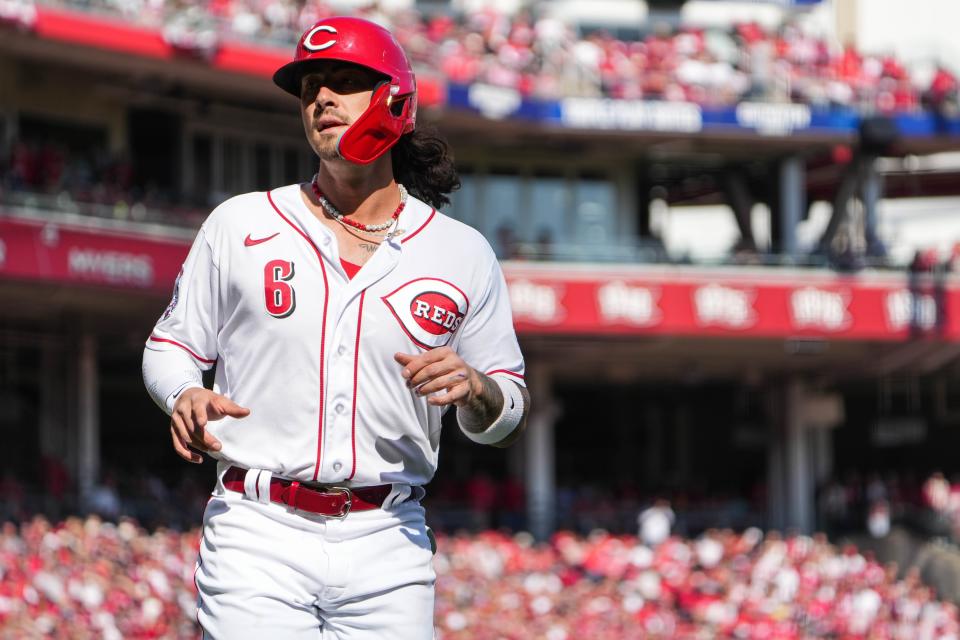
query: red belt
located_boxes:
[223,466,393,518]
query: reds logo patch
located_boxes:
[382,278,469,349]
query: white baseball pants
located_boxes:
[194,472,435,639]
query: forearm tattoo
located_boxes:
[458,373,505,433]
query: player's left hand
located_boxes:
[394,348,483,407]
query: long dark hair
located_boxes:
[391,126,460,209]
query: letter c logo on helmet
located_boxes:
[272,16,417,165]
[303,25,337,51]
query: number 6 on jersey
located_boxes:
[264,259,296,318]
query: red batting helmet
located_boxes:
[273,17,417,165]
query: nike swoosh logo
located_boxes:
[509,397,515,410]
[244,233,279,247]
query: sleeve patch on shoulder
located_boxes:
[160,267,184,321]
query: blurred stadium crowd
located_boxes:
[818,471,960,542]
[6,0,957,110]
[434,529,960,639]
[0,516,198,638]
[1,515,959,639]
[1,2,960,638]
[0,139,208,226]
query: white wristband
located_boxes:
[459,377,525,445]
[165,382,205,415]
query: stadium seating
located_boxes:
[0,138,208,227]
[31,0,956,110]
[1,515,957,638]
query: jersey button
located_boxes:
[335,403,345,414]
[337,345,346,356]
[332,462,342,472]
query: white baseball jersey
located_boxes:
[143,183,525,488]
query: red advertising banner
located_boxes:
[2,215,957,341]
[0,217,188,295]
[505,265,960,342]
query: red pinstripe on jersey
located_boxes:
[400,208,436,244]
[266,190,330,482]
[486,369,525,380]
[348,290,365,481]
[195,495,215,633]
[148,335,216,364]
[195,553,203,631]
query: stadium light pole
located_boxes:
[784,378,814,533]
[779,156,805,262]
[525,364,558,540]
[77,333,100,506]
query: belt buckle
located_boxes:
[326,486,352,519]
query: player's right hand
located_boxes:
[170,388,250,464]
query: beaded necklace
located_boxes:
[311,176,407,233]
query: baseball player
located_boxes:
[141,16,529,639]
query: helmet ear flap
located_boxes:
[337,83,407,164]
[394,89,417,134]
[389,93,417,133]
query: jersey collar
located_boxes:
[271,182,434,253]
[391,194,435,248]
